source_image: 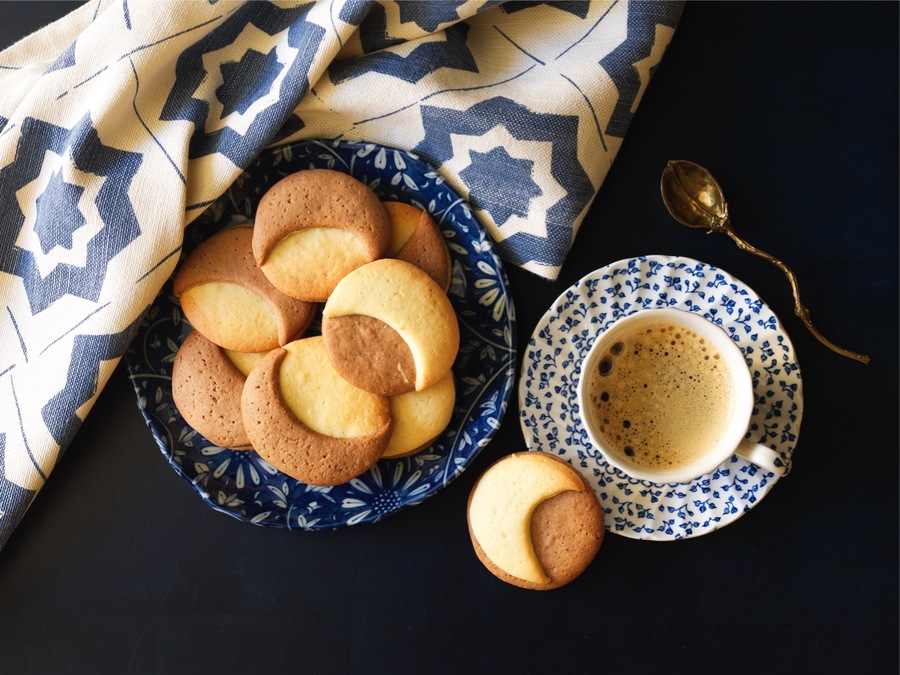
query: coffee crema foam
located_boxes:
[586,321,734,470]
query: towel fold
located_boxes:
[0,0,683,550]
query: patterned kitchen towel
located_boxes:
[0,0,683,550]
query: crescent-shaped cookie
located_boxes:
[172,330,254,450]
[321,258,459,396]
[252,169,390,302]
[173,226,315,352]
[467,452,605,590]
[383,201,452,292]
[241,336,392,486]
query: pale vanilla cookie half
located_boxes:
[252,169,390,302]
[467,452,605,591]
[172,330,260,450]
[173,226,315,352]
[222,348,268,378]
[383,369,456,459]
[383,201,452,292]
[241,336,392,486]
[322,258,459,396]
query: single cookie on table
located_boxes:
[467,452,605,591]
[383,369,456,459]
[173,226,315,352]
[172,330,267,450]
[241,335,392,486]
[322,258,459,397]
[383,201,452,292]
[252,169,391,302]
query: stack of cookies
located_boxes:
[171,169,458,486]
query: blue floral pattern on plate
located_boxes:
[126,139,516,530]
[519,255,803,540]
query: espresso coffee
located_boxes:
[585,321,734,470]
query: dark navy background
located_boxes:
[1,3,897,673]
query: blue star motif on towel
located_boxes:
[351,3,402,52]
[500,1,590,18]
[161,2,323,168]
[460,147,542,226]
[33,170,86,254]
[216,47,284,118]
[416,96,593,268]
[397,1,468,32]
[42,314,144,447]
[0,115,142,314]
[600,1,684,138]
[331,22,476,85]
[348,1,481,55]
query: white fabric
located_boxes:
[0,0,682,549]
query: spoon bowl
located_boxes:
[659,159,870,365]
[660,159,730,231]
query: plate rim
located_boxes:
[126,138,517,531]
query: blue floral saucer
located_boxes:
[519,255,803,540]
[126,140,516,530]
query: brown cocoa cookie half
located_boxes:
[241,336,392,486]
[322,314,416,395]
[252,169,391,302]
[171,330,253,450]
[383,201,452,292]
[467,452,605,590]
[173,226,315,352]
[322,258,459,396]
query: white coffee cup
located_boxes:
[577,307,785,484]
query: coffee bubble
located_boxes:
[598,355,614,376]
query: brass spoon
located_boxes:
[660,159,870,364]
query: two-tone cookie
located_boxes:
[383,201,452,292]
[322,258,459,396]
[467,452,605,590]
[252,169,390,302]
[241,336,392,486]
[173,226,315,352]
[171,330,261,450]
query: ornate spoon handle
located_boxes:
[723,228,871,364]
[660,160,871,365]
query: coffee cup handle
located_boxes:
[734,439,788,477]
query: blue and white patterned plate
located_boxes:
[126,139,516,530]
[519,255,803,540]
